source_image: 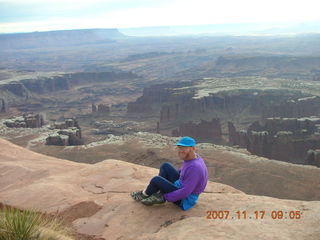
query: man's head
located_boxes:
[176,136,196,160]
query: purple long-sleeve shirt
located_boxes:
[164,154,208,202]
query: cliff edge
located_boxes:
[0,138,319,240]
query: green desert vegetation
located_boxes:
[0,206,74,240]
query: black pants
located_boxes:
[145,162,181,205]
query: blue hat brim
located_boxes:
[176,143,195,147]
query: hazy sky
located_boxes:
[0,0,319,33]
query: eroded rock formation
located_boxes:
[0,98,7,113]
[92,103,111,114]
[128,82,314,127]
[0,82,29,98]
[228,122,249,148]
[91,103,110,114]
[263,96,320,118]
[127,81,194,114]
[229,117,320,165]
[305,149,320,167]
[0,71,139,104]
[46,118,83,146]
[92,103,97,113]
[97,104,110,113]
[172,118,222,143]
[4,113,44,128]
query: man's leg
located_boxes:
[145,176,179,196]
[141,176,181,206]
[159,162,179,183]
[131,162,180,204]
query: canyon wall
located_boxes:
[0,71,138,95]
[127,81,194,114]
[306,149,320,167]
[172,118,222,143]
[229,117,320,166]
[19,71,139,94]
[0,98,8,113]
[0,82,29,99]
[262,96,320,118]
[128,82,316,126]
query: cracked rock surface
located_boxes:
[0,138,319,240]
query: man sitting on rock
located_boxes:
[130,136,208,211]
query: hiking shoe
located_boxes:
[130,191,149,201]
[141,192,165,206]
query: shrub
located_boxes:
[0,206,74,240]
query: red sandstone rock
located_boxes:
[0,138,319,240]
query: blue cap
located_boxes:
[176,136,196,147]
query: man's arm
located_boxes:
[164,166,200,202]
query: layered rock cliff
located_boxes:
[0,98,8,113]
[229,117,320,166]
[127,81,194,114]
[0,71,139,108]
[19,71,139,94]
[127,81,315,127]
[172,118,222,143]
[263,96,320,118]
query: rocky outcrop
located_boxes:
[45,134,69,146]
[92,103,97,113]
[262,96,320,118]
[4,113,44,128]
[0,98,8,113]
[0,82,29,98]
[228,122,249,148]
[97,104,110,113]
[129,82,314,126]
[159,89,316,123]
[305,149,320,167]
[229,117,320,165]
[127,99,153,113]
[127,81,194,114]
[20,75,71,93]
[0,71,139,101]
[172,118,222,143]
[91,103,110,114]
[46,118,83,146]
[1,138,319,240]
[92,120,141,135]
